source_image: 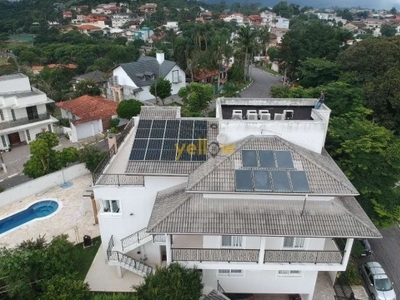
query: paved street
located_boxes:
[240,67,282,98]
[362,226,400,298]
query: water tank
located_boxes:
[83,235,93,247]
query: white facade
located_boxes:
[164,21,179,32]
[109,55,186,102]
[0,74,57,151]
[223,14,245,25]
[275,17,290,29]
[260,11,277,25]
[112,14,131,28]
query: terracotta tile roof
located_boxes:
[78,24,102,31]
[46,64,77,69]
[56,95,118,125]
[194,69,220,81]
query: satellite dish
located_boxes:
[217,133,227,143]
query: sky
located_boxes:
[206,0,400,10]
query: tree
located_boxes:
[267,47,280,62]
[135,263,203,300]
[149,78,172,105]
[0,235,80,300]
[80,145,107,173]
[272,1,294,19]
[390,7,397,15]
[93,294,138,300]
[74,79,101,97]
[23,132,79,178]
[327,108,400,227]
[298,58,340,88]
[364,65,400,132]
[236,26,257,81]
[380,24,397,37]
[41,275,91,300]
[116,99,143,119]
[178,83,213,116]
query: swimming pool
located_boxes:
[0,200,59,235]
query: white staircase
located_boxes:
[107,235,155,276]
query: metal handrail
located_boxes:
[116,118,135,147]
[106,235,154,275]
[217,280,225,293]
[121,227,150,252]
[0,112,51,130]
[264,249,344,264]
[95,174,144,186]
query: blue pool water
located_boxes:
[0,200,59,234]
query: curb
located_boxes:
[239,78,254,93]
[0,172,19,182]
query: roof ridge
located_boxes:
[331,198,381,237]
[147,186,190,232]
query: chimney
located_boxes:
[156,52,164,65]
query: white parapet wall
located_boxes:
[0,163,90,208]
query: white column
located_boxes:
[342,238,354,266]
[166,234,172,265]
[258,237,266,265]
[116,265,122,278]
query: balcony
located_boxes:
[0,113,51,130]
[172,248,259,263]
[170,248,344,264]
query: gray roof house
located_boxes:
[71,70,108,95]
[107,52,186,102]
[89,100,381,299]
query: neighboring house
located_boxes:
[260,10,277,25]
[193,67,228,94]
[71,70,108,93]
[77,24,103,34]
[163,21,179,32]
[63,11,73,18]
[111,14,132,28]
[56,95,118,142]
[134,27,153,41]
[89,98,381,299]
[0,74,57,151]
[223,13,245,25]
[138,3,157,15]
[249,14,262,25]
[31,64,77,74]
[108,52,186,102]
[275,17,290,29]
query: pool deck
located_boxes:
[0,174,99,248]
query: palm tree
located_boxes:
[258,26,271,56]
[236,25,257,82]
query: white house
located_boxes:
[0,73,57,151]
[260,10,277,25]
[223,14,245,25]
[88,98,381,299]
[107,52,186,102]
[56,95,119,143]
[163,21,179,32]
[275,16,290,29]
[111,14,132,28]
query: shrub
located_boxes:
[58,118,70,127]
[110,118,120,129]
[116,99,143,119]
[343,260,362,285]
[351,239,364,258]
[80,145,107,173]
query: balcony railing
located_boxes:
[153,234,166,243]
[171,248,259,263]
[170,248,344,264]
[121,227,150,252]
[95,174,144,186]
[0,113,51,130]
[264,250,344,264]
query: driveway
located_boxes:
[240,67,282,98]
[360,226,400,298]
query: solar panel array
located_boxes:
[129,119,209,162]
[235,150,310,193]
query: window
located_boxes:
[221,236,242,247]
[283,237,305,249]
[102,200,121,213]
[26,130,31,141]
[0,109,4,121]
[11,109,16,121]
[172,70,180,83]
[218,269,243,277]
[277,270,303,277]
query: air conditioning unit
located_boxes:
[246,110,257,120]
[259,110,270,120]
[274,113,284,120]
[260,113,271,120]
[283,110,294,120]
[232,110,243,120]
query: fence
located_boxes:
[0,163,90,208]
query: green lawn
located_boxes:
[0,57,8,64]
[74,236,102,281]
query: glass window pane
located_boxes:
[103,200,110,212]
[222,236,231,246]
[232,236,242,247]
[283,237,294,248]
[294,238,305,248]
[111,200,120,213]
